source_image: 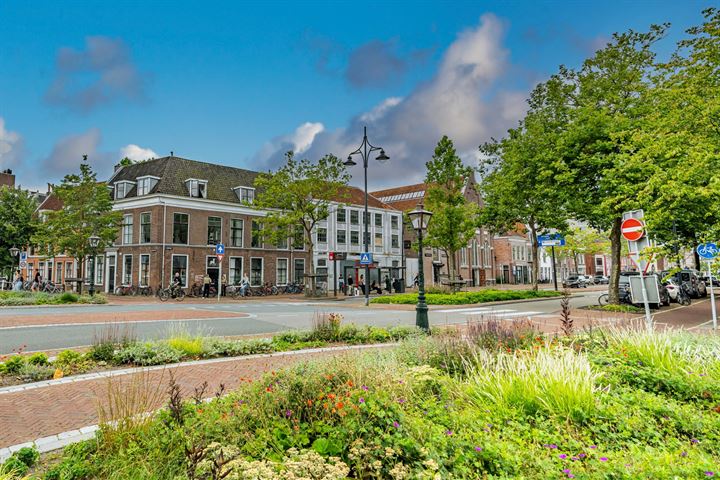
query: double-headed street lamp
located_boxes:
[408,203,433,332]
[88,235,101,296]
[345,126,389,307]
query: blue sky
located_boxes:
[0,1,709,189]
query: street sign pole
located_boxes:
[218,259,222,303]
[708,261,717,331]
[551,245,558,291]
[333,256,337,297]
[638,266,652,333]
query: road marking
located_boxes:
[435,307,493,313]
[0,316,250,331]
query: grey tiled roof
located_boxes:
[109,156,259,203]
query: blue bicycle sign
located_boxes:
[697,243,719,260]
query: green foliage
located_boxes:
[0,446,38,478]
[371,289,561,304]
[587,304,644,313]
[558,226,610,266]
[27,352,49,366]
[0,291,107,306]
[252,152,350,294]
[55,350,92,375]
[2,355,25,374]
[113,342,184,366]
[166,337,203,358]
[423,136,480,282]
[31,161,121,294]
[0,187,36,274]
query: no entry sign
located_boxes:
[621,218,645,242]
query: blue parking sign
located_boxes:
[359,252,373,265]
[215,244,225,255]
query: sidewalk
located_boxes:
[0,345,388,455]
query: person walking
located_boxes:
[240,273,250,296]
[221,273,227,296]
[203,273,211,298]
[346,274,354,296]
[13,271,23,291]
[32,270,41,292]
[384,275,391,294]
[358,274,365,295]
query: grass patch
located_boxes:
[587,304,644,313]
[371,289,562,305]
[0,291,107,306]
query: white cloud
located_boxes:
[253,122,325,169]
[120,144,158,162]
[0,117,24,169]
[254,14,530,188]
[289,122,325,155]
[40,128,114,178]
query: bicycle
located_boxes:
[114,285,137,296]
[137,285,153,296]
[158,285,186,302]
[42,281,63,294]
[598,288,632,307]
[676,282,692,306]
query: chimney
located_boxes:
[0,170,15,188]
[47,183,53,194]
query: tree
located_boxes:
[423,136,479,285]
[553,26,667,303]
[558,225,610,272]
[251,152,350,296]
[32,161,122,293]
[0,187,37,276]
[479,78,571,290]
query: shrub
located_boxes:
[311,312,343,341]
[167,337,203,358]
[54,350,93,375]
[0,456,28,476]
[13,447,38,468]
[113,342,183,366]
[27,352,49,366]
[59,292,79,303]
[17,363,55,382]
[203,338,275,358]
[371,289,562,305]
[2,355,25,375]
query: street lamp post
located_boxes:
[408,203,433,332]
[8,247,19,289]
[345,126,389,306]
[88,235,101,297]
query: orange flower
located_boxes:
[266,387,273,392]
[328,393,336,400]
[336,402,344,409]
[347,380,354,387]
[307,399,313,406]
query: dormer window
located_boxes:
[233,186,255,204]
[114,181,135,200]
[136,176,160,196]
[186,179,207,198]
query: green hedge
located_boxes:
[0,291,107,306]
[371,289,562,305]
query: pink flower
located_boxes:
[559,454,567,459]
[599,457,608,462]
[474,446,482,452]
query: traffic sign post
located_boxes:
[215,244,225,302]
[697,243,718,331]
[622,210,652,332]
[359,252,373,265]
[538,234,565,291]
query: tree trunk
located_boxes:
[77,257,84,295]
[305,231,316,297]
[529,224,539,292]
[608,218,622,304]
[447,249,456,284]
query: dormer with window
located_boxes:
[233,186,255,204]
[186,179,208,198]
[114,180,136,200]
[136,175,160,196]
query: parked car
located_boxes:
[661,269,707,298]
[593,274,609,285]
[579,275,594,286]
[700,274,720,288]
[562,275,587,288]
[620,272,670,308]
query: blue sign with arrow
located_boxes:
[697,243,718,260]
[215,244,225,255]
[359,252,373,265]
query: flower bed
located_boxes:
[17,324,719,479]
[0,291,107,306]
[371,289,562,305]
[0,318,420,386]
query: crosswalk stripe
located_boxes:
[436,307,492,313]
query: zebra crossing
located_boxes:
[434,306,553,319]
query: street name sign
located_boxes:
[538,234,565,247]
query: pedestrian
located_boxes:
[240,273,250,296]
[221,273,227,296]
[384,275,391,294]
[13,271,23,291]
[339,275,345,295]
[203,273,211,298]
[370,280,382,294]
[32,270,41,292]
[346,275,354,296]
[359,274,365,295]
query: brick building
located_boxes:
[492,229,533,285]
[372,174,495,287]
[101,156,313,293]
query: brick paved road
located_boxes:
[0,347,379,449]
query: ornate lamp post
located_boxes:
[408,203,433,332]
[345,126,389,306]
[88,235,101,296]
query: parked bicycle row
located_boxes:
[155,279,305,302]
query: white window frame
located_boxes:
[171,254,189,288]
[233,186,255,204]
[139,212,151,244]
[138,254,150,287]
[136,176,159,196]
[250,257,263,286]
[122,254,133,286]
[460,247,468,267]
[207,216,223,245]
[276,258,288,286]
[185,178,208,198]
[122,214,133,245]
[229,256,244,285]
[95,255,104,285]
[114,181,135,200]
[230,218,244,248]
[391,215,399,230]
[317,226,328,243]
[293,258,305,284]
[173,212,190,245]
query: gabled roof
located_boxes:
[37,193,62,212]
[334,186,398,211]
[109,156,259,203]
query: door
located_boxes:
[107,255,116,293]
[207,256,219,289]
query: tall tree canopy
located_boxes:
[0,187,37,275]
[423,136,479,283]
[252,152,350,295]
[32,161,121,292]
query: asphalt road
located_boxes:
[0,292,605,353]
